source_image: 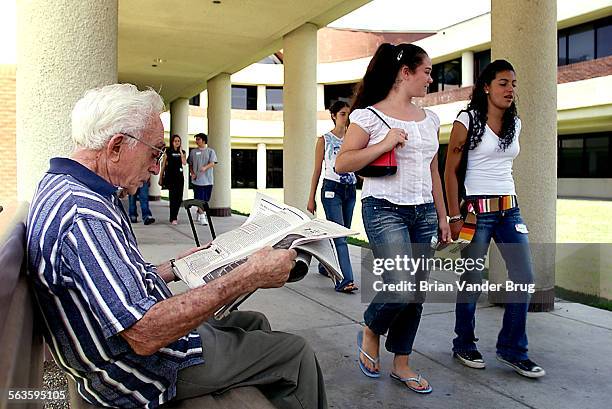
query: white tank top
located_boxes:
[321,132,357,185]
[455,110,521,196]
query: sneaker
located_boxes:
[143,217,155,226]
[496,355,546,378]
[130,216,138,223]
[453,351,486,369]
[171,220,178,225]
[199,213,208,226]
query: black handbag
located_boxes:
[355,108,397,177]
[160,169,169,190]
[456,109,473,216]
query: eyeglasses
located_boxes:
[121,132,165,165]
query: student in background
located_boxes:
[129,178,155,225]
[159,134,187,225]
[307,100,358,293]
[188,133,217,225]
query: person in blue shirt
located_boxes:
[27,83,328,409]
[128,178,155,225]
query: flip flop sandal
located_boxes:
[336,283,358,293]
[357,330,380,378]
[390,372,433,394]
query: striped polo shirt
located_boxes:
[27,158,204,408]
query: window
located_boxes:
[231,149,257,188]
[558,133,612,178]
[430,59,461,92]
[558,17,612,66]
[189,94,200,106]
[474,50,491,82]
[324,83,356,109]
[586,136,610,177]
[231,86,257,110]
[558,35,567,66]
[267,150,283,188]
[558,137,585,178]
[596,21,612,59]
[258,54,283,64]
[568,25,595,64]
[266,87,283,111]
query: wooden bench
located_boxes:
[0,202,274,409]
[0,202,44,409]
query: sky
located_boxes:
[329,0,491,32]
[0,0,16,63]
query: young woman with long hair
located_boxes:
[336,43,451,393]
[307,100,358,293]
[444,59,545,378]
[159,134,187,224]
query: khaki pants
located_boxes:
[173,311,328,409]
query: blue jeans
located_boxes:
[361,197,438,355]
[193,184,213,202]
[453,206,534,361]
[319,179,356,290]
[128,181,152,220]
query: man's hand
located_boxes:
[123,247,295,355]
[244,247,296,290]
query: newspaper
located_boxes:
[172,193,358,318]
[431,235,471,257]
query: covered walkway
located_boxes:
[127,201,611,409]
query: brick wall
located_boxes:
[0,65,16,205]
[415,86,473,108]
[317,28,432,63]
[415,57,612,107]
[558,55,612,84]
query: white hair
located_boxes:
[71,83,165,150]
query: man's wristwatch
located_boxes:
[169,258,179,281]
[448,214,463,223]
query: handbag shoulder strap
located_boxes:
[366,107,391,129]
[457,109,473,154]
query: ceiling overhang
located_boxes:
[118,0,371,104]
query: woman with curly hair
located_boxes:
[444,59,545,378]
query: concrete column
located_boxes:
[490,0,557,311]
[207,73,232,216]
[200,90,208,110]
[283,23,318,211]
[170,98,190,199]
[17,0,118,200]
[257,143,267,190]
[257,85,267,111]
[461,50,475,87]
[317,84,325,111]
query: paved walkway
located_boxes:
[133,200,612,409]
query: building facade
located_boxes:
[172,5,611,199]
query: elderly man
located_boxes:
[27,84,327,409]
